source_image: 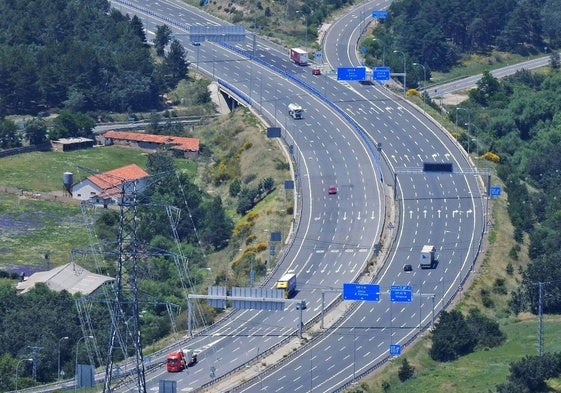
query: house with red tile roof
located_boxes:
[100,130,199,159]
[71,164,149,206]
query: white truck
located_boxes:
[288,103,303,119]
[289,47,308,65]
[420,245,436,269]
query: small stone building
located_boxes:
[51,137,95,152]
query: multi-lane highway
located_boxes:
[322,0,392,67]
[111,0,386,391]
[229,3,485,391]
[109,1,484,392]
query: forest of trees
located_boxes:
[0,0,189,117]
[445,67,561,315]
[0,282,81,389]
[429,309,505,362]
[0,0,197,149]
[363,0,561,84]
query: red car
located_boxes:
[312,67,321,75]
[328,185,337,194]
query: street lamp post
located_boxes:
[58,336,69,381]
[412,62,427,106]
[412,62,427,89]
[455,107,471,154]
[455,107,470,128]
[296,11,308,52]
[373,38,385,65]
[249,253,255,287]
[74,335,93,393]
[431,295,436,328]
[16,358,32,392]
[305,14,308,53]
[465,122,481,157]
[418,292,436,331]
[393,50,406,95]
[466,121,471,154]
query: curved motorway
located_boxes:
[113,0,384,391]
[232,2,485,391]
[111,1,485,392]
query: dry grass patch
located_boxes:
[458,165,529,318]
[194,108,291,286]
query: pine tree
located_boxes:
[398,358,415,382]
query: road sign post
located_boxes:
[372,10,388,19]
[390,285,412,302]
[373,66,391,81]
[342,283,380,301]
[337,67,367,81]
[490,186,501,197]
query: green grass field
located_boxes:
[0,193,86,266]
[0,146,196,267]
[361,315,561,393]
[0,146,197,193]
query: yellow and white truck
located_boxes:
[276,272,297,298]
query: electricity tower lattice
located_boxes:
[75,165,154,393]
[102,178,147,393]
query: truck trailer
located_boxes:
[276,272,297,298]
[288,103,303,119]
[289,47,308,65]
[420,245,436,269]
[166,348,198,372]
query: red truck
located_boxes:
[289,47,308,65]
[166,348,198,372]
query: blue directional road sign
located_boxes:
[390,344,402,356]
[490,186,501,197]
[343,283,380,301]
[372,10,388,19]
[373,66,391,81]
[390,285,412,302]
[337,67,366,81]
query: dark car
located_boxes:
[403,264,412,272]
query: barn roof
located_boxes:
[103,130,199,151]
[16,263,114,295]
